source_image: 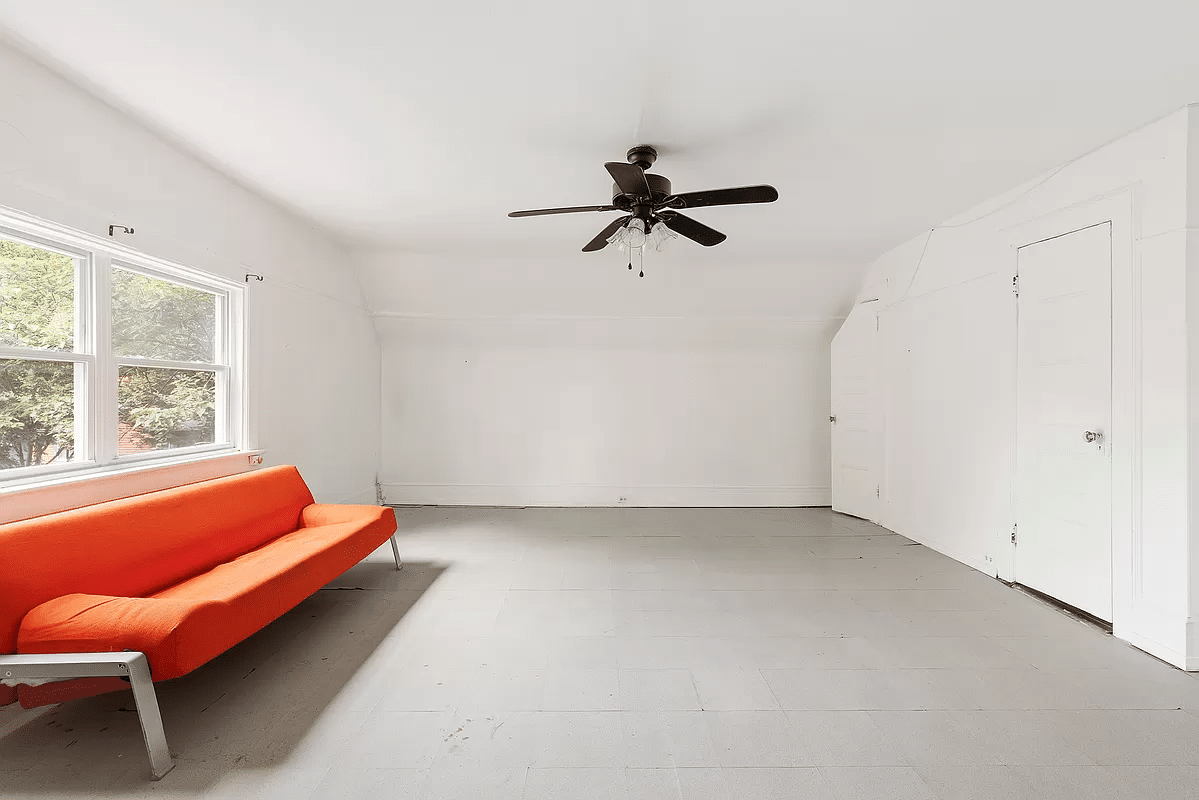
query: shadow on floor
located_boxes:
[0,558,445,795]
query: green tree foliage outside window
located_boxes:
[0,359,75,469]
[0,239,76,469]
[111,269,218,454]
[0,239,219,471]
[111,268,215,363]
[0,238,74,352]
[117,366,216,453]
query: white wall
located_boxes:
[377,314,836,507]
[358,249,853,508]
[834,106,1197,669]
[0,38,381,506]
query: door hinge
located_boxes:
[1010,523,1017,545]
[876,486,880,498]
[1012,275,1019,297]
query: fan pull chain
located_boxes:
[639,246,644,278]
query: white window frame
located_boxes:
[0,206,247,488]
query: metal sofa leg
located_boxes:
[0,651,175,780]
[389,534,404,570]
[125,654,175,780]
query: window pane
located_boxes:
[0,238,75,352]
[0,358,77,469]
[112,269,217,363]
[117,366,216,454]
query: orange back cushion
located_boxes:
[0,465,314,661]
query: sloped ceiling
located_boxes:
[1,0,1198,318]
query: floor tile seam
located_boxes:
[912,763,1043,796]
[816,763,942,798]
[866,709,1024,768]
[707,765,825,770]
[782,707,918,770]
[732,699,823,768]
[1063,758,1199,767]
[751,666,792,717]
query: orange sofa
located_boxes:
[0,465,399,779]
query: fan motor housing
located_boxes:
[626,145,658,170]
[612,173,672,207]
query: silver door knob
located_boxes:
[1084,430,1103,444]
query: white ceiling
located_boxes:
[2,0,1199,314]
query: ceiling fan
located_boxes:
[508,145,778,253]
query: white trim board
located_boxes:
[382,483,832,508]
[372,312,847,324]
[0,450,262,524]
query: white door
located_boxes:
[831,306,877,520]
[1015,222,1113,621]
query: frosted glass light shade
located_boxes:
[607,217,674,253]
[624,218,646,248]
[647,221,677,251]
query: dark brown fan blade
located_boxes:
[663,185,778,209]
[659,211,726,247]
[604,162,651,198]
[582,215,632,252]
[509,204,619,218]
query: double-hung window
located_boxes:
[0,210,245,483]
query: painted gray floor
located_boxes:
[3,507,1199,799]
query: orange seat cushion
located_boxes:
[18,506,396,683]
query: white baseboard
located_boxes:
[1121,629,1190,671]
[875,519,994,577]
[905,534,993,577]
[381,483,831,508]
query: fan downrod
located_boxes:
[626,145,658,170]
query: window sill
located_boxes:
[0,449,265,524]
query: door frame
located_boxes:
[1001,189,1137,637]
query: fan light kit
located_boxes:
[609,218,677,252]
[509,145,778,277]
